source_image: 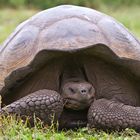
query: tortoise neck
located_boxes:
[61,57,87,84]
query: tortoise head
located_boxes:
[61,79,95,110]
[61,60,95,110]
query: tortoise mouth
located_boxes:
[63,97,94,110]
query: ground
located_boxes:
[0,115,140,140]
[0,6,140,140]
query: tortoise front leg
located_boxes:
[1,89,63,125]
[88,99,140,131]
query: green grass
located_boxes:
[0,8,38,44]
[0,6,140,139]
[100,6,140,39]
[0,115,140,140]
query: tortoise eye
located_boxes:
[69,87,75,93]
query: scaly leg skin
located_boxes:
[1,89,63,126]
[88,99,140,131]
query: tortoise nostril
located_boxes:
[81,89,87,93]
[80,88,90,95]
[80,86,94,95]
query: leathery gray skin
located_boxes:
[1,61,140,131]
[1,79,95,128]
[88,99,140,131]
[1,90,64,126]
[1,82,140,131]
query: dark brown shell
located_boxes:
[0,5,140,96]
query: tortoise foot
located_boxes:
[1,89,63,125]
[88,99,140,131]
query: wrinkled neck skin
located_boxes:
[61,57,87,85]
[61,66,86,85]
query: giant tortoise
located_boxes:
[0,5,140,131]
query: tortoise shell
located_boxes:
[0,5,140,97]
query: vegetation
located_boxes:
[1,0,140,9]
[0,115,140,139]
[0,8,37,43]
